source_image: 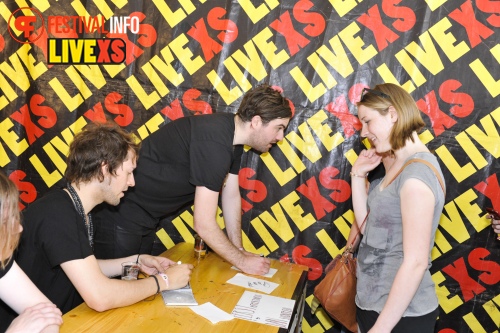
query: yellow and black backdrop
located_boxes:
[0,0,499,332]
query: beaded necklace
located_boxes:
[66,183,94,249]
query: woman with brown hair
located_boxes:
[0,172,62,333]
[351,83,445,333]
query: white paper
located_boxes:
[189,302,234,324]
[232,291,296,328]
[230,266,277,278]
[226,273,279,294]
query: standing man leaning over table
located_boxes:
[94,84,293,276]
[0,122,193,328]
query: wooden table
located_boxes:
[61,242,308,333]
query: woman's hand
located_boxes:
[352,148,383,175]
[6,302,62,333]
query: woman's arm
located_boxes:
[368,178,436,333]
[0,261,62,333]
[351,149,382,230]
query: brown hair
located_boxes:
[357,83,425,150]
[65,121,140,184]
[0,172,21,269]
[236,84,292,124]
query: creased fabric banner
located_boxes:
[0,1,499,332]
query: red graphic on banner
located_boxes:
[8,7,45,44]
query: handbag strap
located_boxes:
[386,158,445,195]
[345,214,367,253]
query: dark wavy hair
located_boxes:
[65,121,140,184]
[236,84,292,124]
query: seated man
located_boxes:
[94,84,293,275]
[0,122,192,327]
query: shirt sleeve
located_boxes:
[189,140,234,192]
[37,197,93,268]
[397,161,444,202]
[230,145,244,175]
[0,258,14,279]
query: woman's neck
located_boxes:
[393,134,428,161]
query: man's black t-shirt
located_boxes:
[100,113,243,229]
[14,190,93,313]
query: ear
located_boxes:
[251,115,262,129]
[101,162,110,176]
[388,106,398,123]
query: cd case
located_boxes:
[161,283,198,306]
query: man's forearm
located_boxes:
[220,174,243,248]
[97,255,136,277]
[224,213,242,248]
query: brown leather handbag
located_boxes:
[313,227,362,333]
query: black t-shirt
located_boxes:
[0,260,17,331]
[14,190,93,313]
[105,113,243,227]
[0,258,14,279]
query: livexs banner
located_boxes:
[0,1,499,332]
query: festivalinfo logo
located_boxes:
[8,7,139,65]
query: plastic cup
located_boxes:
[194,234,207,259]
[121,262,140,280]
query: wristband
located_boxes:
[158,273,169,290]
[150,275,160,295]
[350,171,367,178]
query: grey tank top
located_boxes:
[355,152,445,316]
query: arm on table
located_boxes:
[61,255,192,312]
[193,185,270,275]
[97,254,177,277]
[0,261,62,333]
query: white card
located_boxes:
[226,273,279,294]
[189,302,234,324]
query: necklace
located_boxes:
[66,183,94,249]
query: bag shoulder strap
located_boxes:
[386,158,445,195]
[346,214,367,253]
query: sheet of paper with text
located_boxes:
[232,291,296,328]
